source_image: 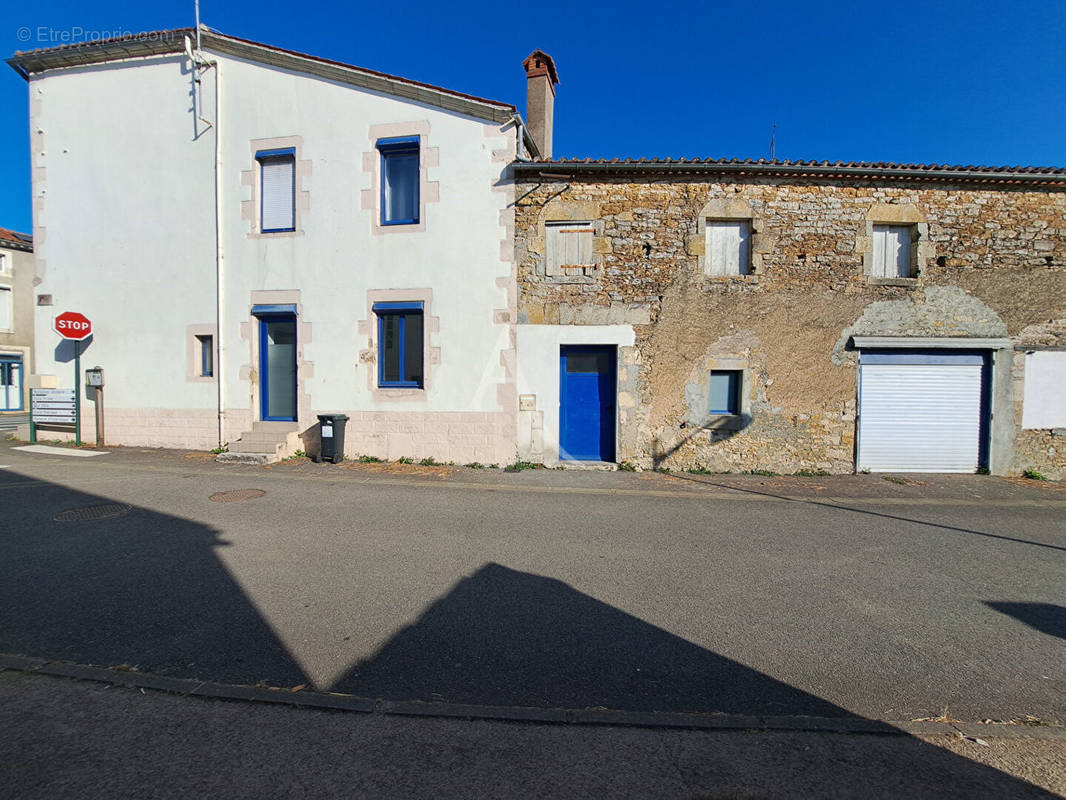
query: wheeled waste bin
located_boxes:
[315,414,349,463]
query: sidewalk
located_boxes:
[5,435,1064,506]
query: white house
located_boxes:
[10,27,535,464]
[0,228,34,422]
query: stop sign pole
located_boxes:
[53,312,93,446]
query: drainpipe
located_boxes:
[211,56,225,448]
[187,34,224,448]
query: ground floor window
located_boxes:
[0,355,23,411]
[374,302,424,388]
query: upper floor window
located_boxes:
[374,302,424,388]
[871,224,915,277]
[257,148,296,233]
[0,253,8,274]
[378,137,420,225]
[546,221,595,275]
[0,286,11,331]
[705,220,752,276]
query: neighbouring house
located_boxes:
[0,228,33,422]
[10,28,532,463]
[512,52,1066,477]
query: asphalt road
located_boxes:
[1,440,1064,725]
[3,670,1064,799]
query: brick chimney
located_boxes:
[523,50,559,159]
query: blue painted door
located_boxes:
[259,315,297,422]
[560,345,616,461]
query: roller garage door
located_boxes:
[857,351,989,473]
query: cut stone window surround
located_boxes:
[858,203,933,286]
[360,122,440,236]
[186,323,218,382]
[527,199,607,284]
[684,356,752,431]
[691,198,772,279]
[240,136,311,238]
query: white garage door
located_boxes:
[857,351,987,473]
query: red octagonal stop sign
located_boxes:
[54,311,93,341]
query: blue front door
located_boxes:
[560,345,616,461]
[259,315,297,422]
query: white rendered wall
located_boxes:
[214,53,514,428]
[1022,351,1066,429]
[515,324,635,463]
[29,57,218,418]
[26,49,516,455]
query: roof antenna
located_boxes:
[770,122,776,161]
[195,0,202,50]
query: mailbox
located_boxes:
[86,367,104,388]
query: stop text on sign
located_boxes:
[54,311,93,341]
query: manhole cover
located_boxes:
[209,489,266,503]
[54,503,133,523]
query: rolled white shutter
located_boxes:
[261,158,295,231]
[858,359,984,472]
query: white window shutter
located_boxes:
[261,158,295,231]
[893,226,912,277]
[873,225,912,277]
[546,222,594,275]
[705,221,750,275]
[0,288,11,330]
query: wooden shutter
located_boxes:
[705,221,751,275]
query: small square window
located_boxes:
[378,137,420,225]
[374,302,424,387]
[196,334,214,378]
[257,149,296,233]
[705,220,752,276]
[546,221,595,275]
[709,370,741,415]
[872,224,914,277]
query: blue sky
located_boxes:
[3,0,1065,233]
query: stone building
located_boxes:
[511,54,1066,476]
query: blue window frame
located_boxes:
[256,148,296,233]
[196,335,214,378]
[709,370,741,414]
[377,137,420,225]
[374,302,424,387]
[0,355,23,411]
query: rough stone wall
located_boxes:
[515,177,1066,475]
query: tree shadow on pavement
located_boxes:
[986,602,1066,640]
[0,469,304,687]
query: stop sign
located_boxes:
[54,311,93,341]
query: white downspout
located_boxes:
[212,56,225,448]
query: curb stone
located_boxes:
[2,654,1063,740]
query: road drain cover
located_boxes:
[210,489,266,503]
[54,503,133,523]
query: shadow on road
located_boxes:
[986,602,1066,640]
[0,468,1057,797]
[334,562,846,716]
[0,468,304,687]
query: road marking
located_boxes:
[13,445,109,458]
